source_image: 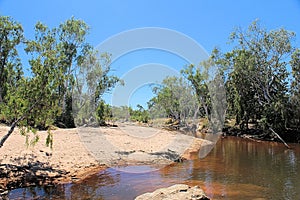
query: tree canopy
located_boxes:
[148,20,299,140]
[0,16,121,148]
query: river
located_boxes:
[7,137,300,199]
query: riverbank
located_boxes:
[6,134,300,199]
[0,126,105,194]
[0,124,212,194]
[223,127,300,144]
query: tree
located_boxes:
[0,17,122,148]
[73,51,121,127]
[181,64,210,120]
[129,104,150,123]
[96,100,112,125]
[223,49,261,129]
[224,20,295,130]
[181,58,226,133]
[111,106,131,122]
[0,16,23,107]
[55,17,91,128]
[149,76,198,125]
[289,49,300,130]
[1,22,62,148]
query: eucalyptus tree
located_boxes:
[149,76,198,125]
[73,51,121,126]
[55,17,91,127]
[289,49,300,130]
[181,57,226,133]
[224,20,295,130]
[0,17,121,148]
[1,22,61,148]
[0,16,23,105]
[181,64,210,120]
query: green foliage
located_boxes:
[129,105,150,123]
[20,126,39,147]
[73,51,121,127]
[0,16,23,108]
[149,20,297,135]
[111,106,131,122]
[222,20,295,131]
[55,17,91,128]
[2,20,65,147]
[46,129,53,149]
[181,64,210,118]
[149,76,198,125]
[289,49,300,130]
[96,100,112,126]
[1,16,300,147]
[0,16,121,148]
[24,22,63,130]
[181,59,226,133]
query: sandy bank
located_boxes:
[0,124,216,194]
[0,126,104,194]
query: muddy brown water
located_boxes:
[7,137,300,199]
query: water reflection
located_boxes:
[8,137,300,200]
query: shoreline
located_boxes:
[0,163,106,195]
[0,124,212,194]
[2,123,298,195]
[223,127,300,145]
[0,126,105,194]
[1,123,297,197]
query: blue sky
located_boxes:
[1,0,300,108]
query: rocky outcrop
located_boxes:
[135,184,210,200]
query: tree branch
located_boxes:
[0,101,38,148]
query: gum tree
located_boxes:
[224,20,295,130]
[289,49,300,130]
[0,17,121,148]
[55,17,91,128]
[0,16,23,106]
[0,22,61,148]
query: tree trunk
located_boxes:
[0,116,24,148]
[269,127,290,149]
[0,102,37,148]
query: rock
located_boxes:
[135,184,210,200]
[127,152,154,162]
[181,139,213,160]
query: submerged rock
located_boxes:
[135,184,210,200]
